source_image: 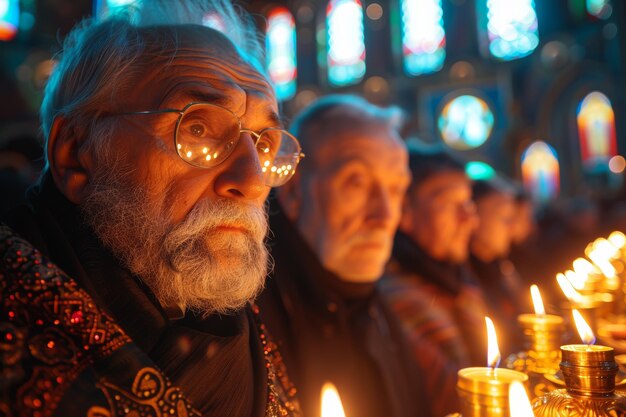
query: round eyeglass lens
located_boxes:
[258,128,302,187]
[175,103,241,167]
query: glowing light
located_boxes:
[521,141,560,204]
[486,316,501,369]
[321,383,347,417]
[266,7,297,101]
[186,151,192,158]
[0,0,19,41]
[608,231,626,248]
[586,238,617,278]
[530,285,545,315]
[465,161,496,180]
[573,257,599,277]
[577,92,617,171]
[609,156,626,173]
[400,0,446,76]
[482,0,539,60]
[572,309,595,345]
[438,95,494,150]
[587,0,612,19]
[202,147,208,154]
[96,0,137,17]
[509,381,535,417]
[557,273,583,304]
[326,0,366,86]
[205,155,211,161]
[565,269,586,291]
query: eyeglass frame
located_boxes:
[112,101,305,172]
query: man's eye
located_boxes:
[189,123,206,137]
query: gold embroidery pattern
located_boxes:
[0,225,199,417]
[94,367,200,417]
[251,303,302,417]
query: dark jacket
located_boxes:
[0,175,299,417]
[257,197,427,417]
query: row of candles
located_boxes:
[321,231,626,417]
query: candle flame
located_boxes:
[572,309,595,345]
[565,269,586,291]
[608,231,626,249]
[587,239,617,278]
[530,285,545,315]
[509,381,535,417]
[556,273,583,303]
[485,316,501,369]
[573,257,598,278]
[321,383,346,417]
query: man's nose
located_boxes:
[368,184,397,226]
[213,131,266,200]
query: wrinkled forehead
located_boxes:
[124,25,276,115]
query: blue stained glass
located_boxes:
[484,0,539,60]
[401,0,446,76]
[266,8,297,101]
[586,0,612,18]
[327,0,366,86]
[0,0,19,41]
[438,95,494,150]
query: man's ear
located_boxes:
[276,171,302,222]
[47,116,90,204]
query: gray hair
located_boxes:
[40,0,264,172]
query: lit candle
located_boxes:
[517,285,563,355]
[457,317,528,417]
[560,309,617,397]
[509,381,535,417]
[321,383,346,417]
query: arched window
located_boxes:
[0,0,19,41]
[438,94,494,150]
[577,91,617,172]
[327,0,366,86]
[480,0,539,60]
[266,7,297,101]
[586,0,612,19]
[400,0,445,76]
[521,141,560,204]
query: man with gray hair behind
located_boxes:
[0,1,303,416]
[258,95,428,417]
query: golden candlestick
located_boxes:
[531,310,626,417]
[506,286,564,397]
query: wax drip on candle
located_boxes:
[530,284,545,315]
[572,309,595,345]
[486,316,501,371]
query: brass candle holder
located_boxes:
[457,368,529,417]
[506,313,564,397]
[455,317,529,417]
[531,310,626,417]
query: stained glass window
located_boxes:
[521,141,560,204]
[327,0,366,87]
[266,7,297,101]
[400,0,445,76]
[0,0,19,41]
[466,161,496,180]
[94,0,137,18]
[586,0,612,19]
[438,95,494,150]
[577,91,617,172]
[481,0,539,60]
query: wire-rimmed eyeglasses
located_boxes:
[116,102,304,187]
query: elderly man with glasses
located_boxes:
[258,95,428,417]
[0,1,302,416]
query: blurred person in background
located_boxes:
[258,95,427,417]
[379,144,488,417]
[470,178,529,356]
